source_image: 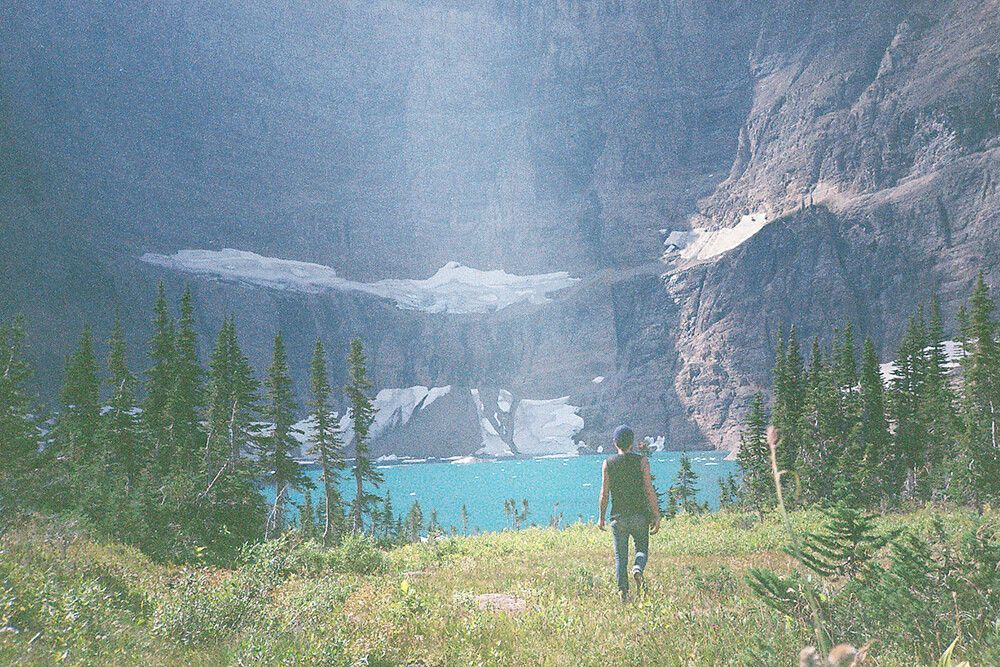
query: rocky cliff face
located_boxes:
[1,0,997,453]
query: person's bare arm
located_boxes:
[597,460,610,530]
[642,457,662,535]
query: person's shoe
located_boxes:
[619,590,628,604]
[632,568,644,597]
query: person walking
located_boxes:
[597,425,662,602]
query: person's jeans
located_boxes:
[611,514,649,594]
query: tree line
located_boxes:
[737,274,1000,511]
[0,284,386,561]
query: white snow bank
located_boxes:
[336,385,453,448]
[512,397,584,456]
[643,436,666,452]
[423,386,451,409]
[471,388,513,457]
[141,249,578,314]
[879,340,965,383]
[497,389,513,413]
[372,386,430,437]
[664,212,769,261]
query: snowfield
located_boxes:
[512,397,585,456]
[664,212,769,261]
[292,384,584,459]
[471,388,513,457]
[141,249,578,314]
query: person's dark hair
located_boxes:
[613,425,634,451]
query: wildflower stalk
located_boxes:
[767,425,831,657]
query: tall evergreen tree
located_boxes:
[58,325,101,459]
[958,274,1000,503]
[166,286,204,469]
[858,338,891,504]
[380,490,395,541]
[102,312,144,481]
[773,327,806,481]
[737,393,772,511]
[405,501,423,543]
[669,452,701,514]
[307,339,346,544]
[344,339,383,533]
[206,317,260,466]
[145,282,175,470]
[921,295,958,496]
[0,316,38,495]
[262,332,312,536]
[836,320,859,390]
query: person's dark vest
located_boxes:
[606,452,649,520]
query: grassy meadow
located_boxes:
[1,508,994,666]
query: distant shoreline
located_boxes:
[293,447,729,468]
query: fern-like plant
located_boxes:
[796,503,899,580]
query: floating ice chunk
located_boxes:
[141,249,578,314]
[664,212,769,261]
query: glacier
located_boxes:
[141,248,578,314]
[512,397,585,456]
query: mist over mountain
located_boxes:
[1,0,998,453]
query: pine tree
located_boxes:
[800,336,836,501]
[58,325,101,459]
[836,320,859,390]
[298,490,319,541]
[166,286,204,470]
[206,318,260,466]
[206,318,234,465]
[263,332,312,537]
[888,317,926,498]
[773,327,806,481]
[737,394,772,511]
[405,501,423,543]
[921,296,958,496]
[145,282,175,471]
[857,338,891,505]
[958,273,1000,503]
[461,503,470,537]
[0,316,39,492]
[669,452,700,514]
[427,508,442,539]
[381,491,394,541]
[102,312,144,482]
[344,339,383,533]
[308,339,346,544]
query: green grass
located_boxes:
[0,508,991,666]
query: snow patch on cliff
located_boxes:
[141,249,578,314]
[512,397,585,456]
[471,388,513,457]
[664,212,769,261]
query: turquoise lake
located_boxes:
[279,452,738,534]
